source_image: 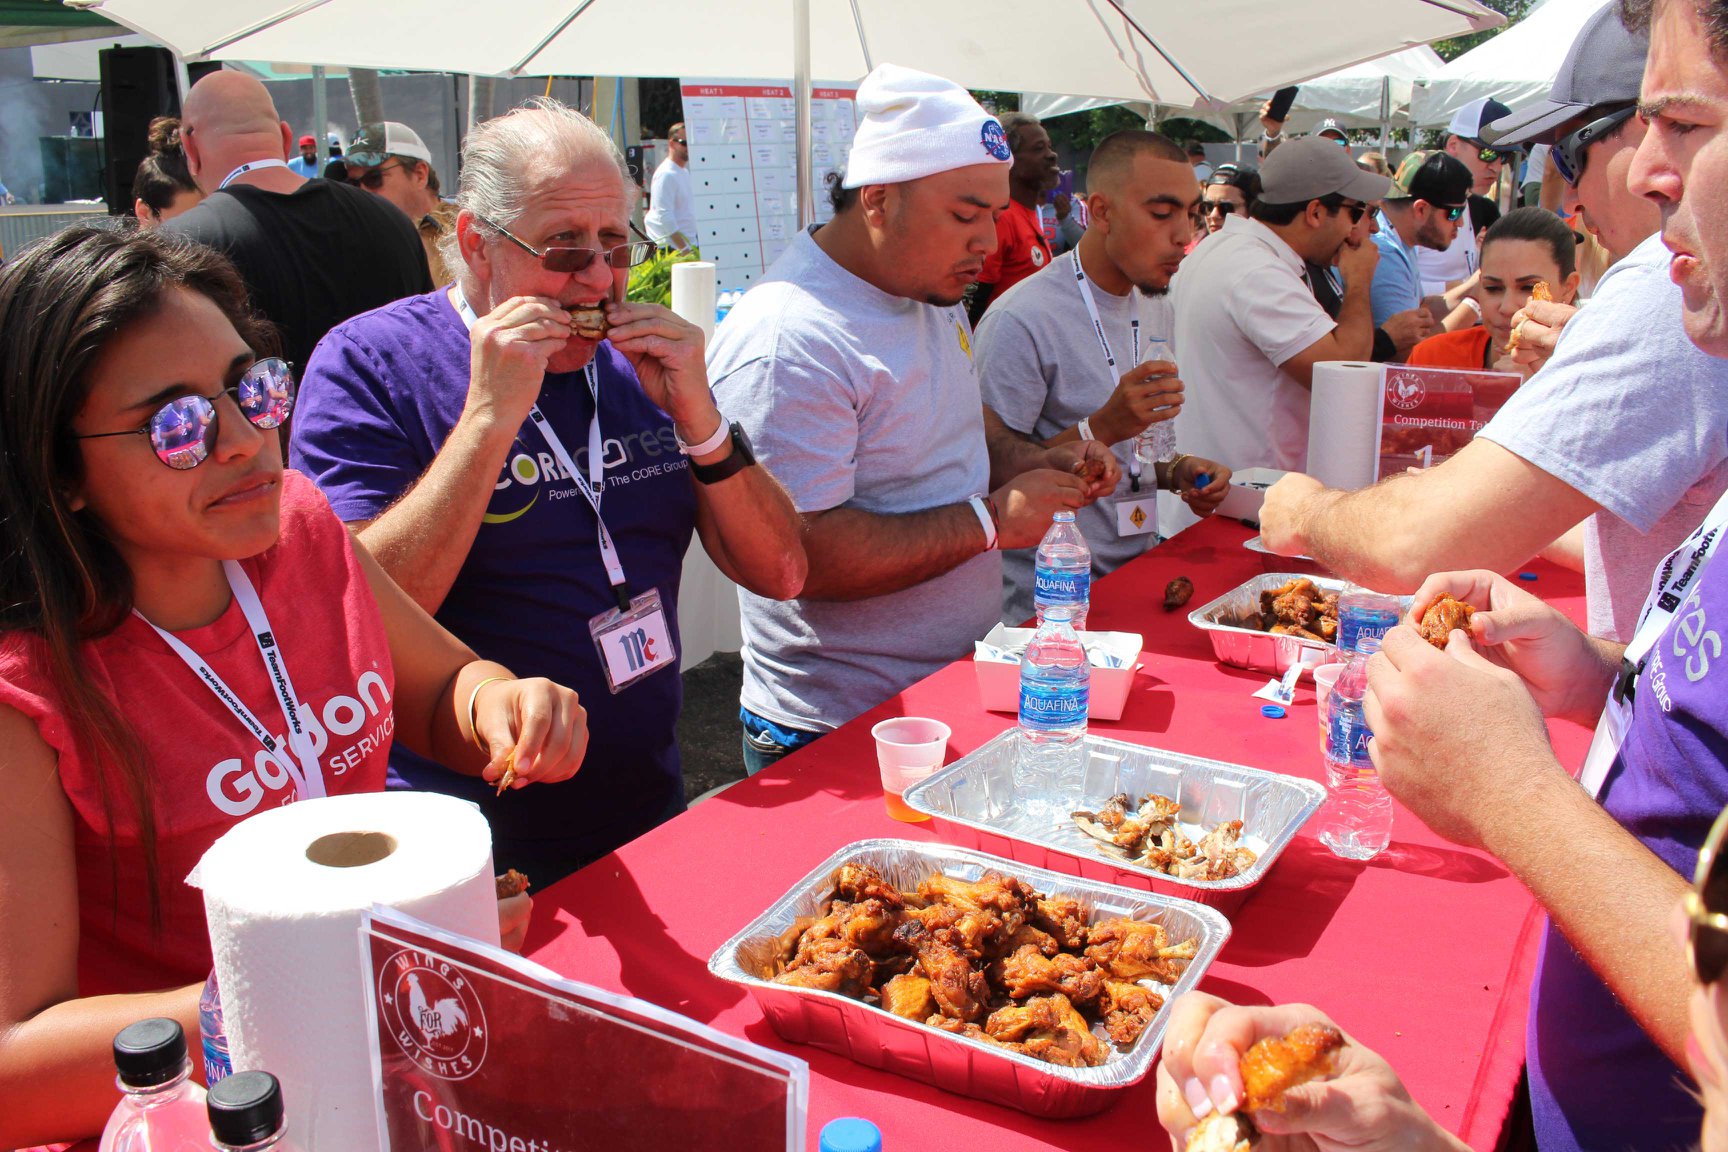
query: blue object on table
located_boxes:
[1261,704,1287,719]
[1518,571,1539,582]
[820,1117,883,1152]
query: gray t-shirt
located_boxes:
[708,228,1001,732]
[1480,232,1728,640]
[975,252,1176,625]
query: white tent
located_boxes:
[1412,0,1608,127]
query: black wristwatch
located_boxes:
[690,421,756,485]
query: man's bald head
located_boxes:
[181,70,293,193]
[1086,130,1189,195]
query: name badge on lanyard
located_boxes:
[452,287,677,694]
[139,560,325,801]
[1578,492,1728,797]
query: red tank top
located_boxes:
[0,471,395,998]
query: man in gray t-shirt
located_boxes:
[977,130,1232,625]
[706,64,1117,772]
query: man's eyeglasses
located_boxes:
[1421,201,1466,223]
[1201,201,1237,217]
[1476,147,1508,165]
[1553,105,1638,186]
[480,217,654,274]
[1689,805,1728,985]
[72,358,297,471]
[350,161,403,190]
[670,136,687,145]
[1326,199,1369,225]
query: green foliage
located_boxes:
[1431,0,1540,62]
[627,247,699,306]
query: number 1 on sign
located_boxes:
[1417,444,1434,469]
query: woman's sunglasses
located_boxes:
[480,216,654,274]
[73,358,297,471]
[1201,201,1237,217]
[1691,806,1728,985]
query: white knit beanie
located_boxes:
[842,63,1012,189]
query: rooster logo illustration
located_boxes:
[1386,373,1426,411]
[379,952,488,1080]
[405,972,468,1040]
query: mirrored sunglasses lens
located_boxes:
[149,395,214,469]
[239,359,297,429]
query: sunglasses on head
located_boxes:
[1553,105,1639,186]
[480,216,654,274]
[73,358,297,471]
[1690,806,1728,985]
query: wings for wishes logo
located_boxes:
[1385,371,1427,411]
[378,949,488,1080]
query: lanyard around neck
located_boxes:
[136,560,324,800]
[218,158,291,190]
[1072,250,1143,483]
[1615,488,1728,704]
[451,288,628,608]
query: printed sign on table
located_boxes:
[363,907,807,1151]
[1377,364,1523,478]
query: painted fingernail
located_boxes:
[1183,1077,1213,1119]
[1209,1074,1240,1114]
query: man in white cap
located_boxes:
[707,63,1117,773]
[346,120,458,288]
[1171,135,1391,474]
[1417,96,1516,294]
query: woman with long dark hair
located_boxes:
[131,117,202,228]
[0,226,589,1146]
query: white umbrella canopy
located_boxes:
[81,0,1501,107]
[1412,0,1609,126]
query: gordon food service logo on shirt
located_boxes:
[484,426,688,525]
[204,670,394,816]
[378,947,488,1080]
[1385,372,1427,411]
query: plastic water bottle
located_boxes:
[1319,636,1394,860]
[208,1071,303,1151]
[98,1018,210,1152]
[1336,584,1402,655]
[1134,336,1178,469]
[1017,605,1089,818]
[820,1117,883,1152]
[199,972,232,1086]
[1033,511,1091,630]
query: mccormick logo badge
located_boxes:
[1385,372,1426,411]
[981,119,1010,160]
[378,949,488,1080]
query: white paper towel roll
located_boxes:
[1307,361,1384,491]
[671,259,717,344]
[192,792,497,1151]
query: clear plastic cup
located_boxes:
[1312,662,1346,754]
[871,717,951,822]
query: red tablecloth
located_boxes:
[526,517,1592,1148]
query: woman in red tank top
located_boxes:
[0,228,591,1147]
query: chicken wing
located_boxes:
[1098,978,1163,1046]
[772,938,874,997]
[831,862,905,908]
[879,971,937,1021]
[984,993,1107,1068]
[795,897,902,958]
[1029,894,1090,951]
[1186,1113,1256,1152]
[914,932,991,1022]
[1417,593,1475,650]
[917,872,1034,922]
[1239,1022,1346,1112]
[990,943,1106,1007]
[1085,918,1197,983]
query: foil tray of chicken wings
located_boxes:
[1188,572,1358,674]
[707,838,1230,1118]
[902,731,1324,912]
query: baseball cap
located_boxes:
[297,134,315,148]
[347,121,433,168]
[1386,150,1473,206]
[1483,5,1649,146]
[1258,136,1389,204]
[1446,97,1513,147]
[1316,118,1348,141]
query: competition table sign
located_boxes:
[1379,364,1523,476]
[678,82,857,292]
[528,516,1597,1148]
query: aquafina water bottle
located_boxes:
[1318,635,1393,859]
[1016,606,1089,819]
[198,972,232,1086]
[1134,336,1178,469]
[1033,511,1091,630]
[1336,584,1402,655]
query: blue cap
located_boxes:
[1518,571,1539,582]
[1260,704,1286,719]
[1193,473,1213,489]
[820,1118,883,1152]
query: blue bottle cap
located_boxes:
[820,1118,883,1152]
[1260,704,1286,719]
[1193,473,1212,489]
[1518,571,1538,582]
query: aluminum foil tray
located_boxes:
[1189,572,1410,674]
[902,731,1325,912]
[707,838,1230,1118]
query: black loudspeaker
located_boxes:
[99,46,181,215]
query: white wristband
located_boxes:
[968,495,998,551]
[1462,296,1482,315]
[676,415,731,456]
[1077,417,1096,442]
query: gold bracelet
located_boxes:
[1163,453,1190,491]
[465,676,512,751]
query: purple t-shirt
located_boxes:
[289,289,698,877]
[1528,540,1728,1147]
